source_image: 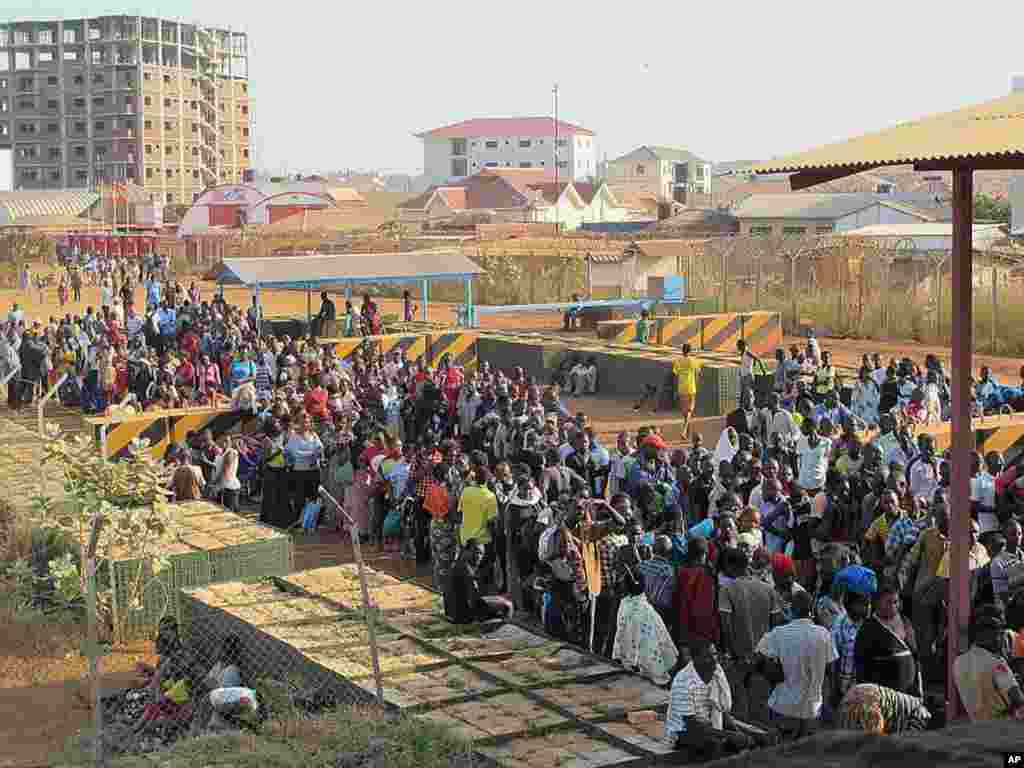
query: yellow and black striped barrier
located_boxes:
[741,312,783,357]
[657,316,703,349]
[86,406,241,461]
[427,331,479,370]
[702,313,743,354]
[326,333,429,367]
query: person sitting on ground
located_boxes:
[443,539,513,624]
[836,682,931,735]
[953,603,1024,722]
[612,564,678,686]
[665,640,774,762]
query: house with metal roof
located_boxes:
[415,117,597,187]
[606,146,713,205]
[396,170,627,231]
[0,190,101,226]
[731,192,944,236]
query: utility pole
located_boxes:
[553,84,559,233]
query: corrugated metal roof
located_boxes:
[750,91,1024,176]
[731,192,934,221]
[841,222,1005,239]
[611,146,707,165]
[0,190,99,225]
[219,251,484,287]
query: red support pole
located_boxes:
[947,166,975,719]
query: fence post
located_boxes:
[318,487,384,707]
[85,516,104,768]
[992,263,999,354]
[720,243,728,313]
[789,255,798,333]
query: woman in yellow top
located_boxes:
[671,343,702,439]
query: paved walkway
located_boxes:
[184,564,681,768]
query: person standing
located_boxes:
[672,343,702,440]
[754,589,837,739]
[736,339,762,397]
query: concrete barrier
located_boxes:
[596,319,639,343]
[86,406,242,461]
[741,312,783,357]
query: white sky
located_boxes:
[7,1,1024,175]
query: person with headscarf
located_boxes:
[613,564,679,686]
[853,577,920,697]
[836,683,930,734]
[770,553,807,623]
[714,427,739,468]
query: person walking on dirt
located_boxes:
[70,265,83,303]
[19,263,30,296]
[673,343,702,439]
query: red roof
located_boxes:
[417,117,594,139]
[525,182,572,205]
[436,186,467,210]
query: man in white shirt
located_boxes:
[761,393,800,448]
[665,641,772,760]
[754,589,836,739]
[796,417,831,493]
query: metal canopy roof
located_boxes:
[748,90,1024,187]
[217,251,483,288]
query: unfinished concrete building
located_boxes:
[0,15,251,204]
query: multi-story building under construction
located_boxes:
[0,15,250,203]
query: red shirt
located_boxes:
[304,386,329,418]
[180,331,200,359]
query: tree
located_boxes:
[974,193,1011,223]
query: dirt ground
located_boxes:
[5,276,1022,380]
[0,592,156,768]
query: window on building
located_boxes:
[88,26,101,41]
[556,138,567,147]
[163,74,171,84]
[21,169,39,181]
[242,148,249,159]
[72,97,85,108]
[241,104,248,115]
[0,29,8,46]
[92,96,104,107]
[163,97,172,108]
[635,164,645,176]
[144,119,153,129]
[519,139,531,149]
[0,79,7,89]
[0,123,7,137]
[72,74,84,86]
[45,76,57,87]
[163,120,172,130]
[46,122,57,133]
[46,99,57,109]
[90,50,102,64]
[18,121,35,134]
[0,99,6,112]
[450,138,467,156]
[782,226,807,236]
[93,73,104,85]
[191,146,198,156]
[48,147,60,159]
[451,157,467,176]
[241,83,247,94]
[556,160,568,169]
[143,71,151,81]
[484,140,498,150]
[75,169,88,182]
[164,145,173,155]
[63,28,76,44]
[815,224,834,234]
[145,144,153,154]
[484,161,498,168]
[127,166,136,179]
[94,120,105,131]
[242,127,249,137]
[38,50,53,63]
[519,162,532,168]
[748,225,772,236]
[166,193,174,203]
[17,77,32,92]
[13,30,31,45]
[145,167,153,178]
[73,145,86,157]
[73,121,85,133]
[165,168,172,178]
[49,169,61,181]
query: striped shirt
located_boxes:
[832,614,861,698]
[665,662,731,741]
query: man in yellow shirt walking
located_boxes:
[672,343,702,439]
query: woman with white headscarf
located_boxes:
[714,427,739,467]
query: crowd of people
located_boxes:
[5,257,1024,759]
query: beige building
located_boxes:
[0,15,251,204]
[605,146,712,205]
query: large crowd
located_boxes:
[4,253,1024,759]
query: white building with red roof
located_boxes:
[415,117,597,186]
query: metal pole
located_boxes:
[992,263,998,354]
[947,167,975,720]
[319,487,384,706]
[306,285,311,329]
[553,84,559,234]
[85,515,104,768]
[421,278,429,322]
[720,243,728,313]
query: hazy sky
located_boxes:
[8,1,1024,175]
